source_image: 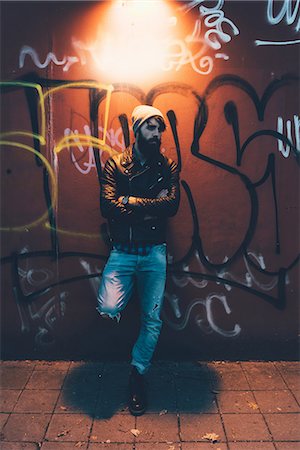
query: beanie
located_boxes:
[131,105,165,135]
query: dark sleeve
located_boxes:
[100,157,134,220]
[129,159,180,217]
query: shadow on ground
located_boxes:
[62,361,220,419]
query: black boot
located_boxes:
[128,366,147,416]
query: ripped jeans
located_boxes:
[96,244,167,375]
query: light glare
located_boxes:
[93,0,173,83]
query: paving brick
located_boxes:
[180,413,225,442]
[95,386,129,418]
[45,413,92,442]
[264,413,300,441]
[1,360,36,368]
[135,444,181,450]
[241,362,287,390]
[146,367,177,413]
[254,390,300,413]
[88,444,133,449]
[217,391,259,413]
[275,442,300,450]
[63,369,103,393]
[182,443,228,449]
[14,389,60,413]
[135,413,179,442]
[69,361,105,371]
[55,388,99,415]
[25,370,67,390]
[292,390,300,404]
[91,413,135,442]
[228,443,275,450]
[0,367,33,389]
[0,412,9,430]
[275,362,300,371]
[222,413,272,441]
[174,362,210,379]
[275,362,300,390]
[208,363,250,391]
[2,413,51,441]
[0,389,21,412]
[35,361,71,371]
[41,442,88,449]
[1,444,40,450]
[177,380,218,413]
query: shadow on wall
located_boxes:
[61,361,220,419]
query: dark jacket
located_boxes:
[100,146,180,244]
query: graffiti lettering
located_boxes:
[277,115,300,158]
[163,291,241,338]
[255,0,300,46]
[64,124,125,175]
[179,0,239,51]
[267,0,300,31]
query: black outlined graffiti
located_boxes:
[1,73,299,349]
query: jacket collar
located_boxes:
[121,145,164,170]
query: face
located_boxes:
[136,117,162,158]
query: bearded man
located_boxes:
[97,105,180,415]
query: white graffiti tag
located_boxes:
[19,45,82,72]
[64,124,125,175]
[277,115,300,158]
[255,0,300,46]
[164,291,241,337]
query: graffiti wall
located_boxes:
[1,0,299,360]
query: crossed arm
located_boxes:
[100,157,180,221]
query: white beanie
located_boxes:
[131,105,165,135]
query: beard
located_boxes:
[136,132,161,159]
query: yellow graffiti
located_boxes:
[44,81,114,149]
[1,80,115,237]
[0,141,57,232]
[0,81,46,144]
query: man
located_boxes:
[97,105,180,416]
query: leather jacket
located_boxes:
[100,146,180,245]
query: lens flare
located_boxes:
[93,0,173,83]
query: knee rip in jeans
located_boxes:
[152,303,160,312]
[96,308,121,323]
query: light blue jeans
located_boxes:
[96,244,167,375]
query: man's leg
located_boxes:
[97,248,137,321]
[127,244,167,416]
[132,243,167,374]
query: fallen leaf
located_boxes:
[277,407,282,411]
[159,409,168,415]
[130,428,141,437]
[202,432,220,443]
[212,389,220,394]
[57,429,71,437]
[90,435,98,440]
[168,446,175,450]
[75,442,85,448]
[60,406,68,411]
[247,401,259,410]
[105,439,111,443]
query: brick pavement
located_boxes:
[0,360,299,449]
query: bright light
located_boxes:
[91,0,173,83]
